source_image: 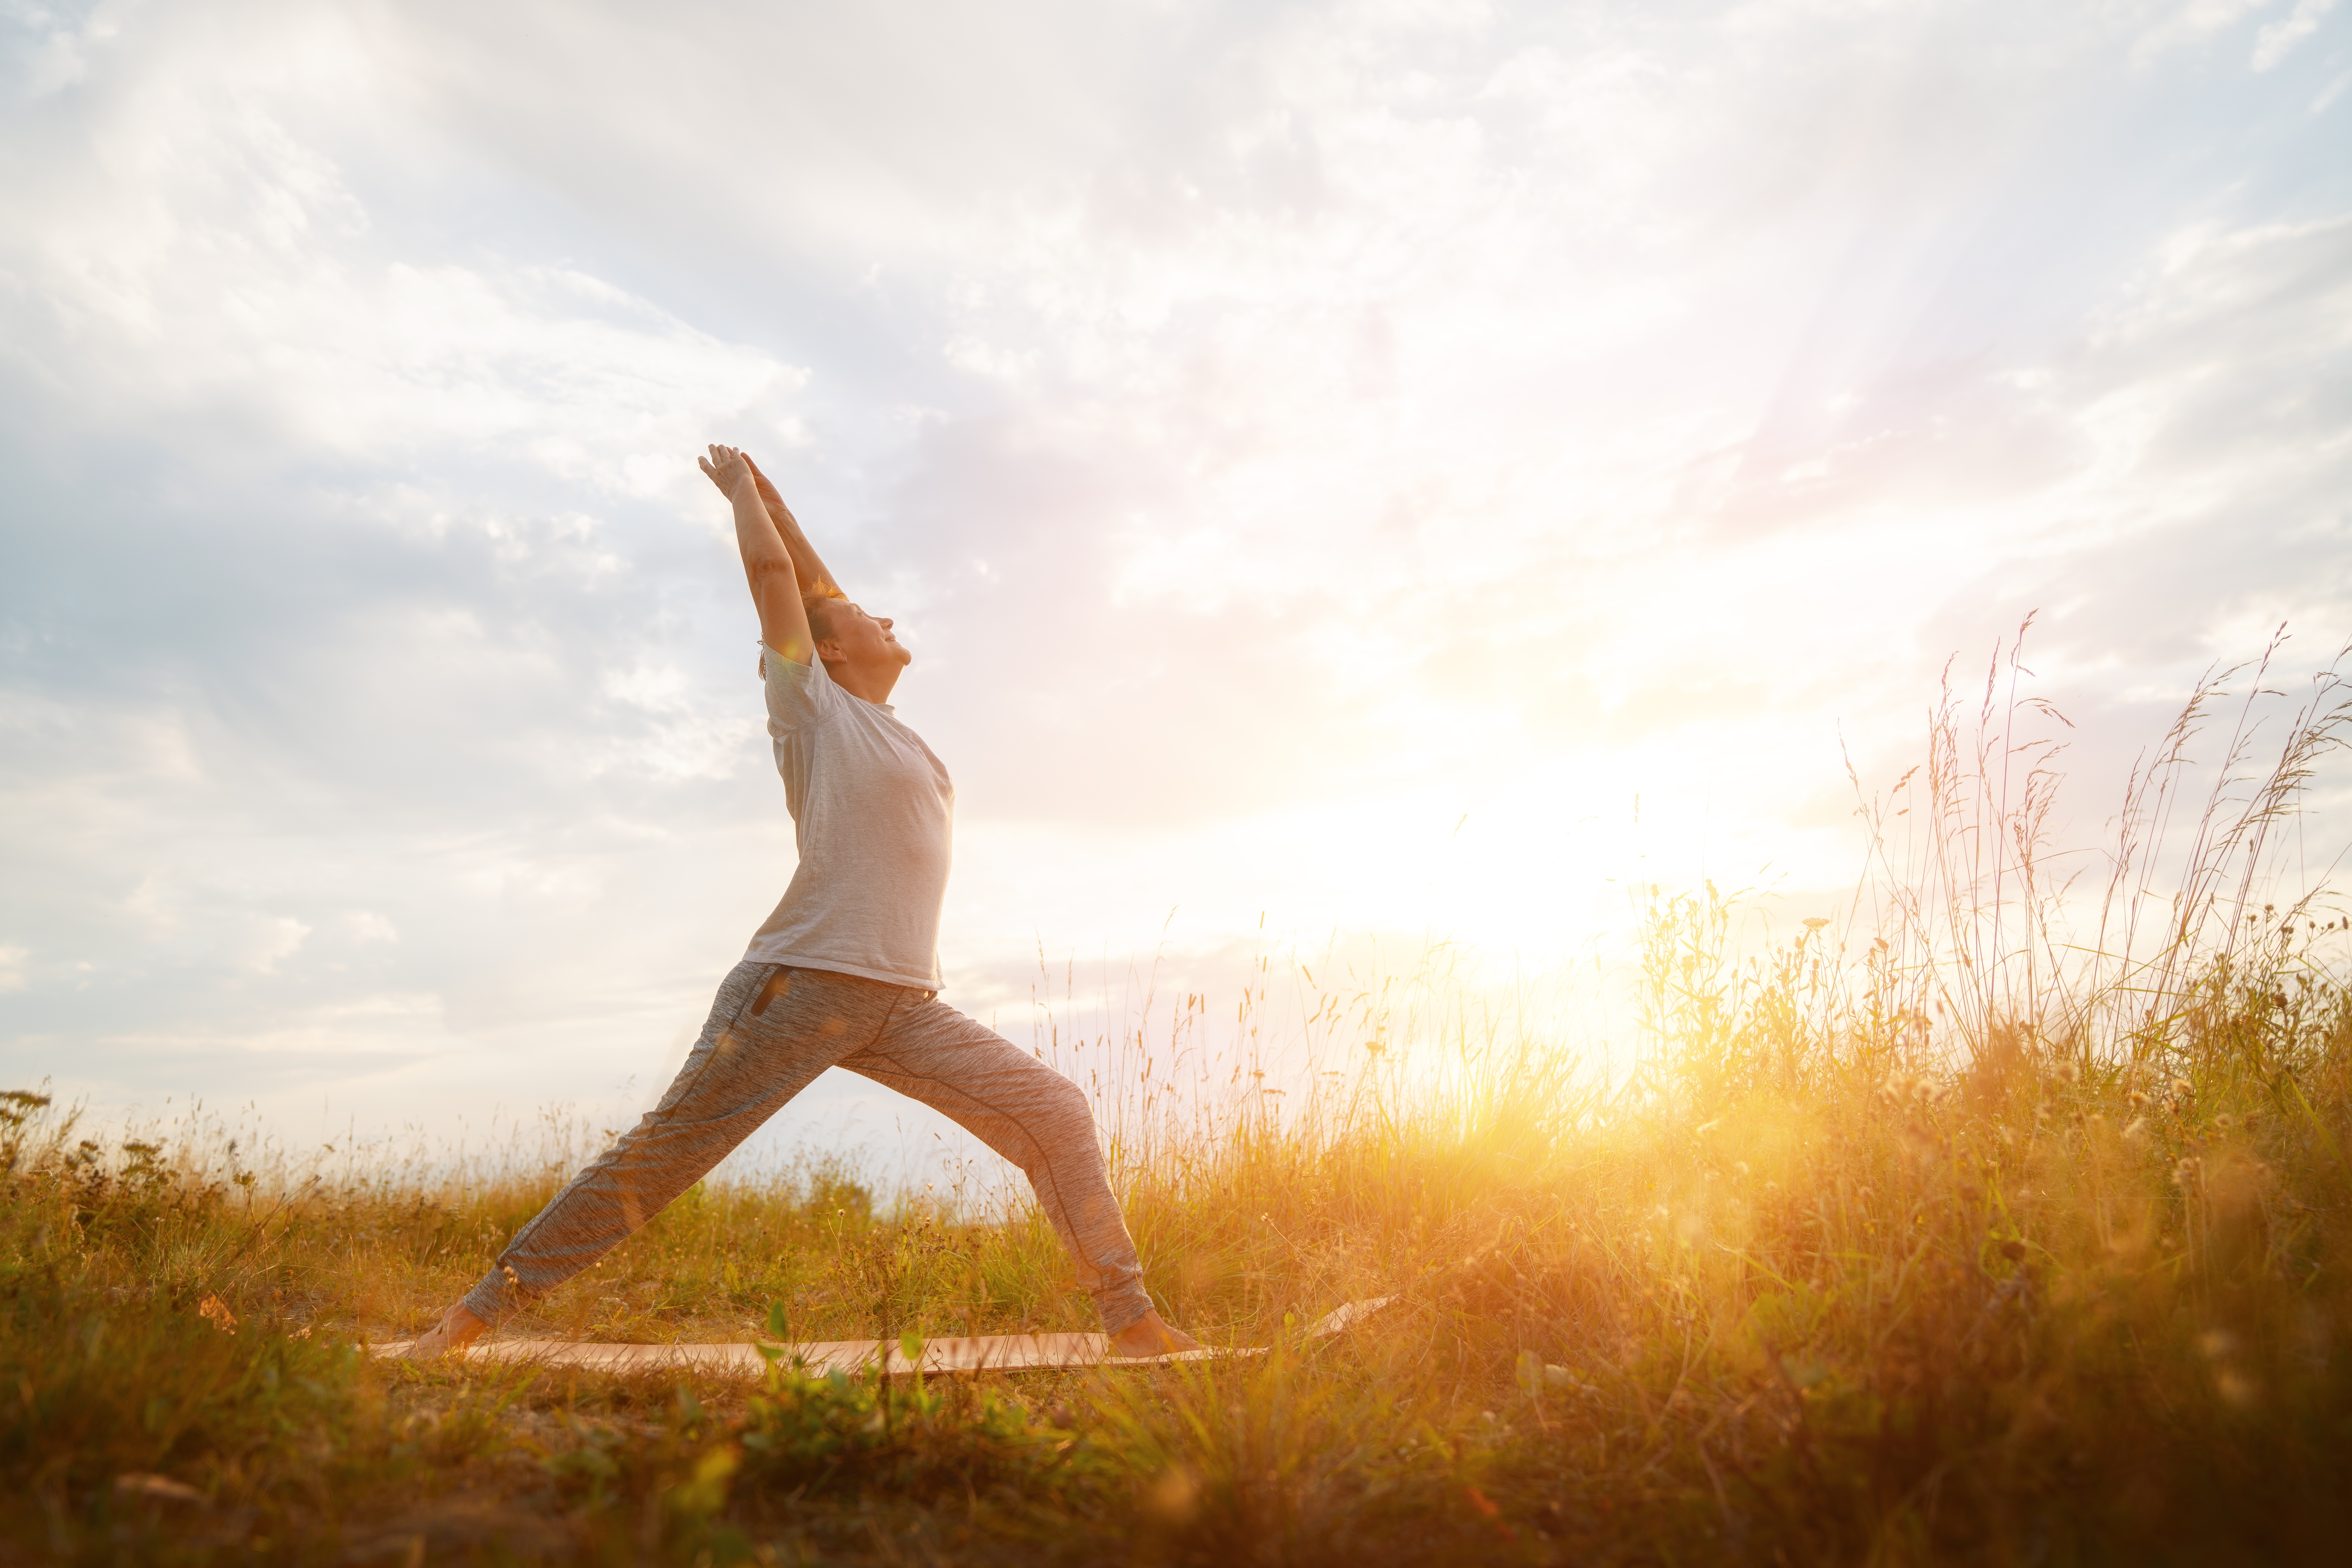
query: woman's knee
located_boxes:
[1027,1074,1099,1144]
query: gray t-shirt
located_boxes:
[742,646,954,991]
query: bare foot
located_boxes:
[1108,1309,1200,1358]
[403,1302,487,1360]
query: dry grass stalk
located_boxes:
[5,638,2352,1564]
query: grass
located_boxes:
[8,630,2352,1565]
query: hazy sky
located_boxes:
[4,0,2349,1167]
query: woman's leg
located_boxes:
[835,997,1156,1335]
[455,963,900,1326]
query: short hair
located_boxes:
[803,594,842,650]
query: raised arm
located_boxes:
[749,456,843,602]
[699,443,813,665]
[699,449,843,602]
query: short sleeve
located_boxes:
[761,644,840,736]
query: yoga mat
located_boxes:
[371,1297,1392,1376]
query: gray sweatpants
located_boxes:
[461,961,1153,1334]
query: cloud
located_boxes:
[1,0,2347,1165]
[2254,0,2342,69]
[244,917,311,976]
[4,112,806,493]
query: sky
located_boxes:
[3,0,2349,1178]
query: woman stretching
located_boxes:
[409,444,1197,1360]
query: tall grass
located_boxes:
[5,633,2352,1564]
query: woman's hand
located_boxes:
[698,443,755,496]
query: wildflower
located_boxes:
[2173,1157,2201,1189]
[2055,1061,2080,1085]
[2213,1113,2234,1133]
[2123,1117,2151,1142]
[2128,1090,2152,1108]
[197,1294,238,1335]
[2170,1078,2195,1099]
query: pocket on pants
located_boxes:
[653,964,775,1116]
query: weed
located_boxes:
[6,636,2352,1563]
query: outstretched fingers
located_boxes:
[701,443,751,491]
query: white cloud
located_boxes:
[2254,0,2340,68]
[0,8,811,496]
[243,917,311,976]
[345,912,398,944]
[3,0,118,99]
[1,0,2347,1163]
